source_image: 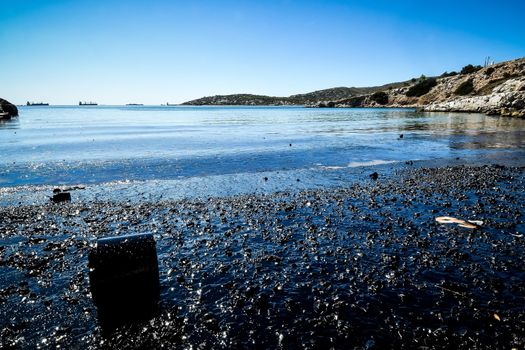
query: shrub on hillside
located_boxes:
[485,67,495,76]
[440,71,458,78]
[460,64,482,75]
[405,78,437,97]
[370,91,389,105]
[454,79,474,96]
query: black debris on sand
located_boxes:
[0,165,524,349]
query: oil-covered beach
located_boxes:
[4,0,525,347]
[1,106,524,348]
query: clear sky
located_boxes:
[1,0,524,105]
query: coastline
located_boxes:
[181,57,525,119]
[2,151,525,206]
[1,157,524,348]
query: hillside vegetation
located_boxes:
[182,82,410,106]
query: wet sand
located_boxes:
[1,164,525,349]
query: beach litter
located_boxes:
[435,216,483,229]
[88,233,160,332]
[51,191,71,203]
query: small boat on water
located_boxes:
[79,101,98,106]
[126,103,144,106]
[27,101,49,106]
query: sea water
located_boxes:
[0,105,524,201]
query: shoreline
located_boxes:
[2,151,525,206]
[1,161,524,348]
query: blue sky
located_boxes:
[1,0,524,104]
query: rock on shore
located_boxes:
[0,98,18,119]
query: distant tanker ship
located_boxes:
[27,101,49,106]
[79,101,98,106]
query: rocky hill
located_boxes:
[0,98,18,119]
[181,94,291,106]
[182,57,525,117]
[311,57,525,117]
[422,64,525,117]
[181,82,410,106]
[287,83,410,104]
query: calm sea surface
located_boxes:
[0,105,524,190]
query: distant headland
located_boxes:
[182,57,525,118]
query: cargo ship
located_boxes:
[26,101,49,106]
[79,101,98,106]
